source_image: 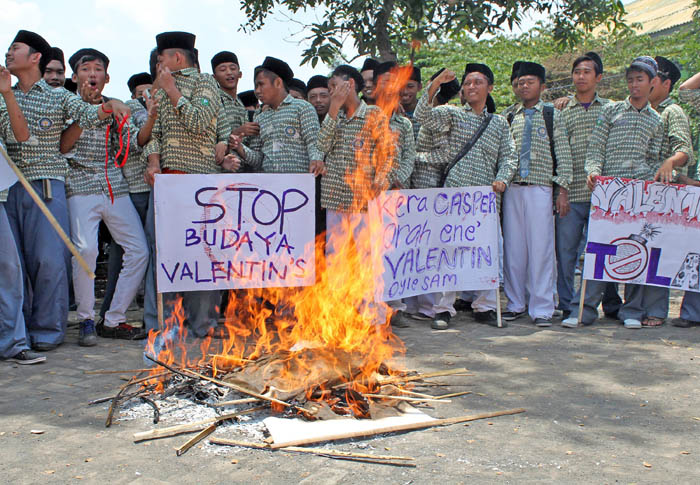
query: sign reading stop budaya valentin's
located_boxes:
[154,174,315,293]
[583,176,700,292]
[369,186,500,302]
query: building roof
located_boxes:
[622,0,695,35]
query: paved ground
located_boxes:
[1,292,699,484]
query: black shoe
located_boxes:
[453,299,473,312]
[97,322,147,340]
[32,342,58,352]
[502,310,526,321]
[604,310,620,320]
[431,312,451,330]
[672,317,699,328]
[79,319,97,346]
[390,311,410,328]
[534,317,552,327]
[561,310,571,320]
[6,350,46,365]
[474,310,506,327]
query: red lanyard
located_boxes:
[104,114,130,204]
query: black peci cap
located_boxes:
[238,90,258,108]
[211,51,238,71]
[373,61,397,81]
[48,47,65,68]
[360,58,380,73]
[307,75,328,91]
[463,62,494,85]
[12,30,51,59]
[288,78,307,96]
[655,56,681,85]
[255,56,294,85]
[429,68,460,105]
[518,61,546,83]
[156,31,196,53]
[127,72,153,93]
[68,48,110,72]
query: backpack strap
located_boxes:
[543,104,557,174]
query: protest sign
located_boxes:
[0,146,18,192]
[154,173,315,293]
[369,186,500,301]
[583,176,700,292]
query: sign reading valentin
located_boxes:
[155,174,315,293]
[369,186,500,301]
[583,177,700,292]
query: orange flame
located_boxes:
[144,64,417,414]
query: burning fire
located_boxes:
[144,64,416,417]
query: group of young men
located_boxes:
[0,28,698,366]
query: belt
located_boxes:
[512,181,532,186]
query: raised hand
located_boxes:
[0,65,12,94]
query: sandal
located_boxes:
[642,317,665,327]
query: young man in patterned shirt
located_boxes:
[414,64,518,329]
[673,71,700,328]
[631,56,693,327]
[501,61,573,327]
[501,61,523,120]
[0,56,46,364]
[100,71,156,327]
[231,56,323,176]
[59,48,149,346]
[43,47,66,88]
[211,51,259,144]
[307,75,330,123]
[3,30,130,351]
[399,66,422,140]
[555,52,610,324]
[360,58,379,106]
[288,78,307,100]
[142,31,237,340]
[566,57,664,329]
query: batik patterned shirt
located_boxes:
[319,101,392,212]
[0,79,102,182]
[655,97,694,179]
[560,93,610,202]
[509,101,573,189]
[220,90,247,134]
[121,98,150,193]
[414,87,519,188]
[389,112,416,188]
[143,68,229,174]
[410,123,447,189]
[585,98,663,180]
[679,88,700,110]
[243,94,322,173]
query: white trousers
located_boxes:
[68,194,148,326]
[502,184,555,319]
[404,292,457,318]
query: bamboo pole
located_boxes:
[0,145,94,278]
[269,408,526,449]
[496,287,503,328]
[576,279,587,325]
[133,405,266,442]
[210,438,416,466]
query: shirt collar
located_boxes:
[658,97,674,109]
[14,78,48,93]
[516,100,543,115]
[624,97,653,113]
[464,103,488,116]
[343,100,368,121]
[572,92,604,107]
[174,67,198,77]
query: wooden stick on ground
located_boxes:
[396,389,437,399]
[210,438,416,467]
[0,145,94,279]
[175,423,218,456]
[270,408,526,449]
[335,368,470,391]
[212,398,260,407]
[145,354,291,408]
[435,391,472,400]
[133,405,266,442]
[362,394,450,403]
[577,279,588,324]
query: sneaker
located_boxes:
[534,317,552,327]
[31,342,58,352]
[561,317,579,328]
[6,350,46,365]
[474,310,506,327]
[79,319,97,347]
[453,299,473,312]
[431,312,451,330]
[553,309,564,318]
[623,318,642,329]
[409,312,433,321]
[672,317,699,328]
[502,310,526,321]
[97,321,147,340]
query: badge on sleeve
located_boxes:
[201,98,210,106]
[353,138,364,150]
[284,126,297,138]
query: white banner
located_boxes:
[0,147,18,192]
[583,177,700,292]
[154,173,316,293]
[369,187,500,301]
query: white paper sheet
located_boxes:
[263,406,435,447]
